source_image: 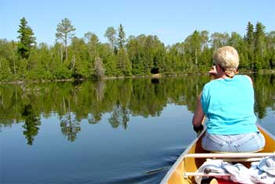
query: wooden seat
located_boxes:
[184,152,275,162]
[184,152,275,158]
[208,148,265,162]
[210,147,264,154]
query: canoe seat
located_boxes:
[209,148,264,162]
[184,152,275,164]
[184,152,275,159]
[210,147,264,154]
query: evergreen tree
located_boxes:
[0,20,275,81]
[22,104,41,145]
[118,24,126,49]
[244,22,255,69]
[255,22,266,56]
[17,17,36,59]
[254,22,266,70]
[117,49,131,76]
[266,31,275,69]
[0,39,17,76]
[245,22,254,46]
[0,58,12,80]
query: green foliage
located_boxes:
[211,32,229,50]
[0,40,18,76]
[17,17,36,59]
[116,48,131,76]
[117,24,126,49]
[56,18,76,61]
[245,22,254,46]
[184,30,210,69]
[94,57,105,79]
[22,104,41,145]
[0,74,273,143]
[53,65,72,79]
[104,27,117,50]
[97,43,117,76]
[127,35,166,74]
[60,112,81,142]
[0,20,274,82]
[0,58,12,80]
[69,37,91,78]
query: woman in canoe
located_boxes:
[192,46,265,152]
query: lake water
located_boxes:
[1,74,274,184]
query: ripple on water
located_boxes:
[104,146,186,184]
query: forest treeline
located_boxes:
[0,17,275,81]
[0,74,274,144]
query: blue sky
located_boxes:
[1,0,274,46]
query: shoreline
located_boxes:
[0,69,274,85]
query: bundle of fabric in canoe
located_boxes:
[195,155,275,184]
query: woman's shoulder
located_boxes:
[202,79,218,92]
[203,74,252,90]
[234,75,253,85]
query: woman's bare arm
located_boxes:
[192,94,205,131]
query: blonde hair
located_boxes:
[213,46,239,78]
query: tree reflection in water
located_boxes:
[59,97,81,142]
[0,74,274,144]
[109,104,130,129]
[22,104,41,145]
[60,112,81,142]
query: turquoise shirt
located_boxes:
[201,75,257,135]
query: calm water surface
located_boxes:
[1,74,274,184]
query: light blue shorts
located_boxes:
[202,131,265,152]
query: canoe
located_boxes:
[160,125,275,184]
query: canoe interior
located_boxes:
[163,126,275,184]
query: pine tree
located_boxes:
[17,17,36,59]
[118,24,125,49]
[254,22,266,70]
[56,18,76,61]
[245,22,254,46]
[117,49,131,76]
[0,58,12,80]
[245,22,256,69]
[255,22,265,56]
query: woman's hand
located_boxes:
[193,124,204,136]
[192,94,205,136]
[209,65,218,78]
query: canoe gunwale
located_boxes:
[258,124,275,141]
[160,129,206,184]
[184,152,275,158]
[160,124,275,184]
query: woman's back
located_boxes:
[193,46,265,152]
[201,75,257,135]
